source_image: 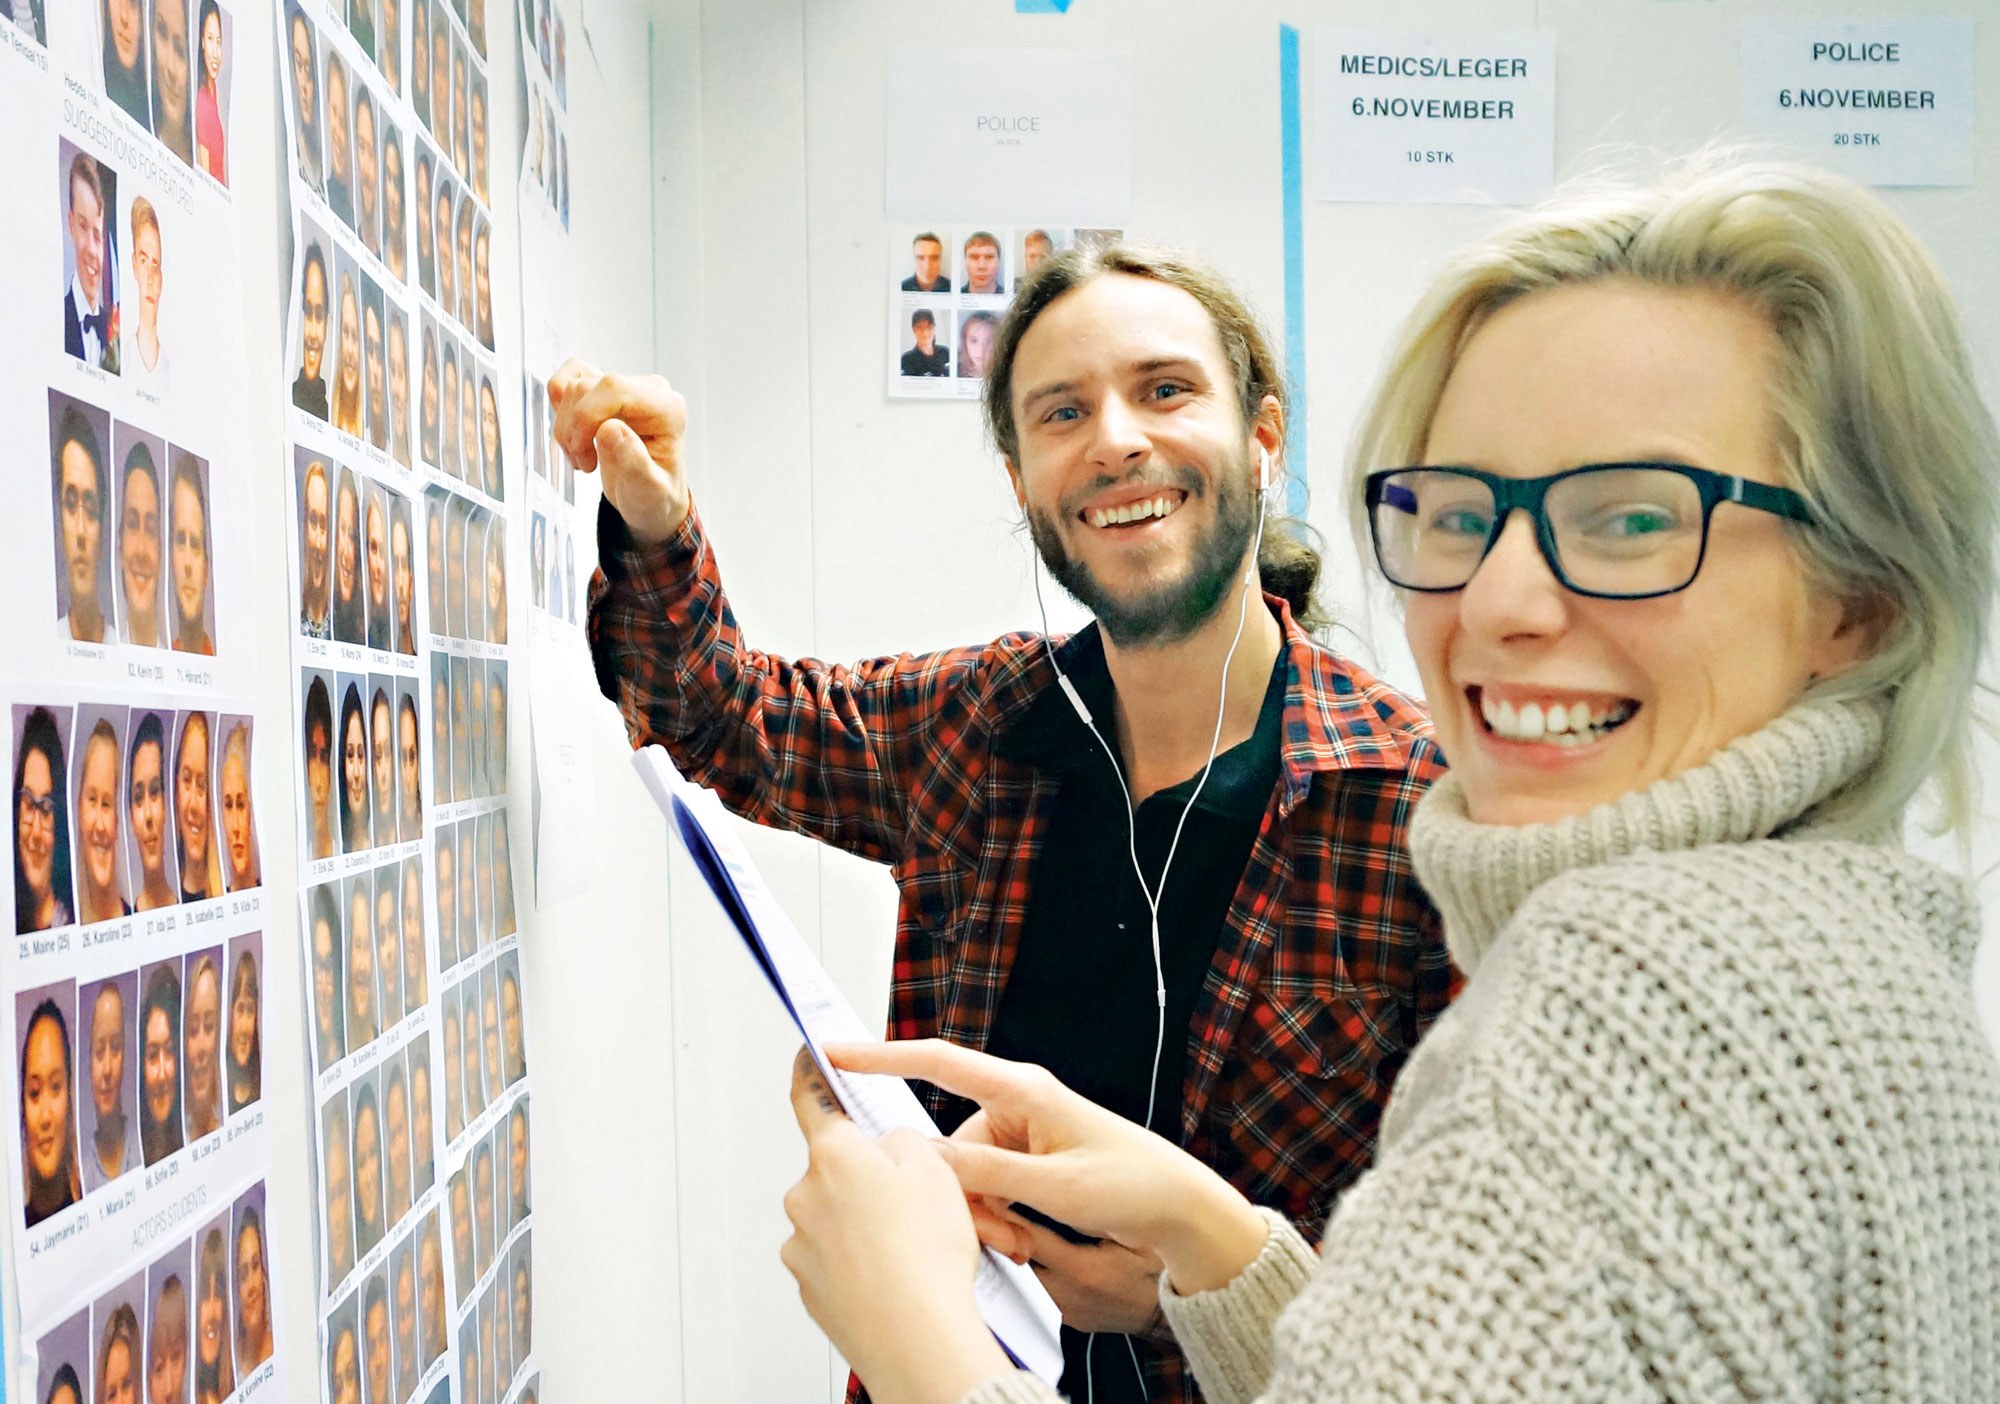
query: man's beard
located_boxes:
[1027,453,1257,650]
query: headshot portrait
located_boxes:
[217,717,259,892]
[195,1215,236,1403]
[469,663,489,796]
[427,8,447,147]
[479,965,502,1102]
[418,1211,446,1367]
[397,688,422,840]
[332,262,363,436]
[345,872,377,1047]
[124,709,178,911]
[322,1090,354,1288]
[959,229,1003,296]
[4,0,44,46]
[346,0,373,60]
[956,309,997,380]
[50,392,117,644]
[364,481,390,649]
[302,671,336,860]
[400,854,426,1010]
[168,453,216,655]
[484,522,506,646]
[470,74,488,203]
[433,176,457,332]
[339,678,371,852]
[438,971,462,1141]
[474,223,493,351]
[363,281,389,453]
[372,878,404,1040]
[392,498,417,655]
[149,0,194,166]
[507,1097,528,1224]
[354,84,381,259]
[180,948,222,1140]
[193,0,229,182]
[438,328,460,478]
[326,1292,359,1404]
[527,512,544,611]
[13,706,74,935]
[91,1287,144,1404]
[224,934,259,1113]
[383,1053,412,1223]
[378,0,400,93]
[363,1270,391,1404]
[392,1240,419,1400]
[333,467,364,643]
[433,824,457,972]
[70,708,130,925]
[453,202,473,334]
[492,810,515,937]
[429,651,450,806]
[900,230,951,293]
[407,1025,434,1191]
[447,1166,471,1289]
[445,500,467,637]
[458,346,479,487]
[388,309,412,469]
[1015,227,1057,288]
[510,1239,532,1369]
[285,2,323,194]
[145,1254,191,1404]
[368,682,395,854]
[478,373,500,495]
[458,973,484,1113]
[292,230,331,419]
[472,1133,495,1273]
[307,879,344,1070]
[126,196,168,396]
[419,316,441,466]
[464,520,487,643]
[414,147,436,299]
[352,1075,385,1260]
[116,432,166,648]
[898,308,948,378]
[424,489,445,636]
[80,970,138,1191]
[232,1191,275,1372]
[136,958,183,1166]
[498,954,523,1086]
[323,46,354,226]
[173,709,219,901]
[33,1309,88,1404]
[409,0,429,125]
[17,983,82,1227]
[101,0,150,127]
[449,38,468,176]
[449,657,471,800]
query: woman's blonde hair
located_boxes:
[1348,154,1998,834]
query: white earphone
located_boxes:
[1032,442,1274,1404]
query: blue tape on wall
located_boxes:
[1016,0,1073,11]
[1279,23,1308,516]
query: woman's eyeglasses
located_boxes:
[1364,462,1814,600]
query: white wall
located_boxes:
[642,1,2000,1399]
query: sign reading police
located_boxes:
[1740,17,1974,188]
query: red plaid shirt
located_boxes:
[590,503,1453,1402]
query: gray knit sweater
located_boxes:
[965,698,2000,1403]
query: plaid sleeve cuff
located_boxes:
[1159,1207,1317,1404]
[595,493,704,587]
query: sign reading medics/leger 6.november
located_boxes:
[1313,30,1555,206]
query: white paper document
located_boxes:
[632,747,1065,1385]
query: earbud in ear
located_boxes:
[1258,444,1273,493]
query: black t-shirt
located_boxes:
[899,343,949,377]
[979,627,1284,1402]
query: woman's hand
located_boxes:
[828,1040,1271,1296]
[780,1050,1014,1404]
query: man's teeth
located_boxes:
[1087,495,1180,529]
[1479,695,1637,746]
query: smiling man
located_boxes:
[562,242,1449,1404]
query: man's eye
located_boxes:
[1043,406,1079,423]
[1149,382,1188,402]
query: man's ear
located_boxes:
[1004,459,1027,514]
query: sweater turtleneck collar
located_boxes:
[1410,695,1888,974]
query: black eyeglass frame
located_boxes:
[1363,461,1817,601]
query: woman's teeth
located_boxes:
[1087,495,1180,529]
[1480,695,1637,746]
